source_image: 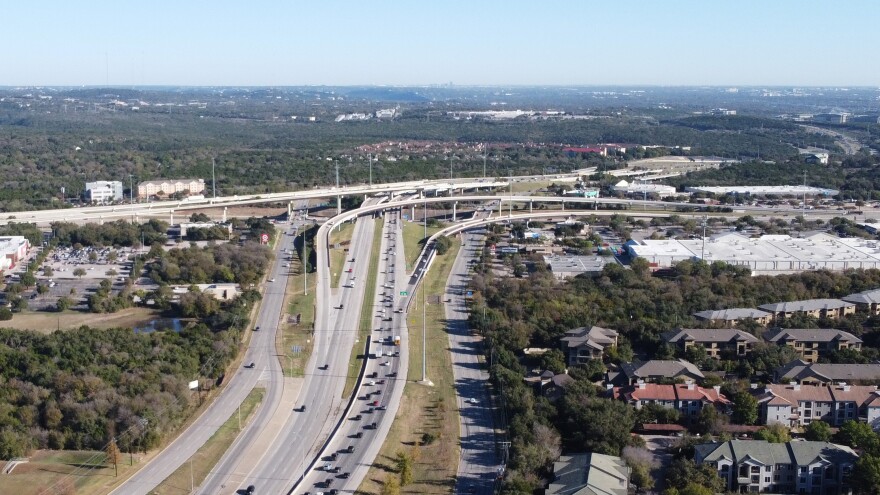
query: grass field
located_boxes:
[0,449,128,495]
[342,217,384,399]
[357,238,462,495]
[150,388,264,494]
[280,241,318,378]
[329,222,356,289]
[1,307,162,333]
[402,220,445,273]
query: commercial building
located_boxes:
[137,179,205,198]
[560,326,618,364]
[611,381,729,418]
[692,307,773,327]
[685,185,838,196]
[85,181,124,203]
[626,233,880,275]
[543,254,617,279]
[607,359,704,386]
[842,288,880,315]
[611,180,678,198]
[763,329,862,362]
[179,222,232,238]
[0,236,29,271]
[758,299,856,320]
[663,328,760,358]
[756,383,880,429]
[775,360,880,385]
[695,440,857,495]
[546,453,629,495]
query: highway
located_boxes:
[111,217,303,495]
[222,210,379,494]
[292,208,411,494]
[446,229,501,495]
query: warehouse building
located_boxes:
[611,180,679,198]
[0,236,29,271]
[685,185,838,196]
[543,254,618,279]
[627,232,880,275]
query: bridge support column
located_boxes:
[170,212,174,226]
[497,200,502,217]
[452,202,457,222]
[411,206,415,221]
[561,199,565,211]
[529,200,533,214]
[223,207,228,223]
[336,195,342,216]
[287,201,292,218]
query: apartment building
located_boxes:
[695,440,857,495]
[764,329,862,363]
[137,178,205,198]
[758,299,856,320]
[607,359,704,386]
[775,360,880,385]
[663,328,760,358]
[560,326,618,365]
[756,383,880,429]
[692,307,773,327]
[546,453,629,495]
[842,288,880,315]
[612,381,729,418]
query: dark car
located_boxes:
[352,431,363,438]
[338,472,350,479]
[351,414,362,420]
[245,362,255,369]
[245,485,255,495]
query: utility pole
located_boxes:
[129,174,134,206]
[701,215,708,261]
[335,159,341,217]
[368,153,373,187]
[303,228,308,295]
[508,169,513,217]
[212,157,217,199]
[483,143,488,178]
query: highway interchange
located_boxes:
[9,173,842,495]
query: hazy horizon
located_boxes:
[4,0,879,87]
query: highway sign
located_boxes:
[260,233,269,244]
[400,291,408,296]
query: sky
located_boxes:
[3,0,878,87]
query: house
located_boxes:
[756,383,880,428]
[612,381,729,418]
[560,326,618,365]
[694,440,857,495]
[607,359,704,386]
[842,288,880,315]
[523,370,575,401]
[546,453,629,495]
[758,299,856,320]
[663,328,759,358]
[775,360,880,385]
[692,307,773,327]
[764,329,862,363]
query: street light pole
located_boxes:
[368,153,373,187]
[212,157,217,199]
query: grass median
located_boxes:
[329,222,356,289]
[150,388,264,494]
[280,236,317,378]
[357,236,461,495]
[342,217,384,399]
[402,220,445,273]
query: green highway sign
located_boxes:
[400,291,408,296]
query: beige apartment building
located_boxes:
[138,179,205,198]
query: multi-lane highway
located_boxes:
[446,230,501,495]
[111,217,305,495]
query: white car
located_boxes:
[466,398,479,405]
[269,278,276,282]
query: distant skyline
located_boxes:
[4,1,879,87]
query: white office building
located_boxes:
[85,181,124,203]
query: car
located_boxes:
[367,380,375,386]
[338,472,350,479]
[322,463,333,471]
[320,363,329,370]
[386,371,397,377]
[245,485,255,495]
[298,405,307,412]
[346,268,353,273]
[370,400,380,406]
[245,362,255,369]
[376,405,387,411]
[466,398,480,405]
[269,278,276,282]
[350,258,356,262]
[377,379,385,384]
[352,431,363,438]
[344,445,354,453]
[367,371,378,378]
[380,361,390,366]
[351,414,362,421]
[254,326,260,331]
[328,452,338,461]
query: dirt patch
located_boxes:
[1,307,162,333]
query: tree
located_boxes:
[19,271,36,288]
[754,424,791,443]
[0,308,12,320]
[665,458,724,492]
[395,450,413,487]
[11,296,28,313]
[42,266,54,277]
[56,296,72,312]
[560,395,635,456]
[835,420,880,454]
[73,268,86,279]
[731,392,758,425]
[434,235,452,255]
[804,421,833,442]
[106,439,121,477]
[852,454,880,495]
[36,284,50,295]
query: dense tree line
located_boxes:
[148,242,272,287]
[50,219,168,247]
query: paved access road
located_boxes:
[111,219,302,495]
[446,230,501,494]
